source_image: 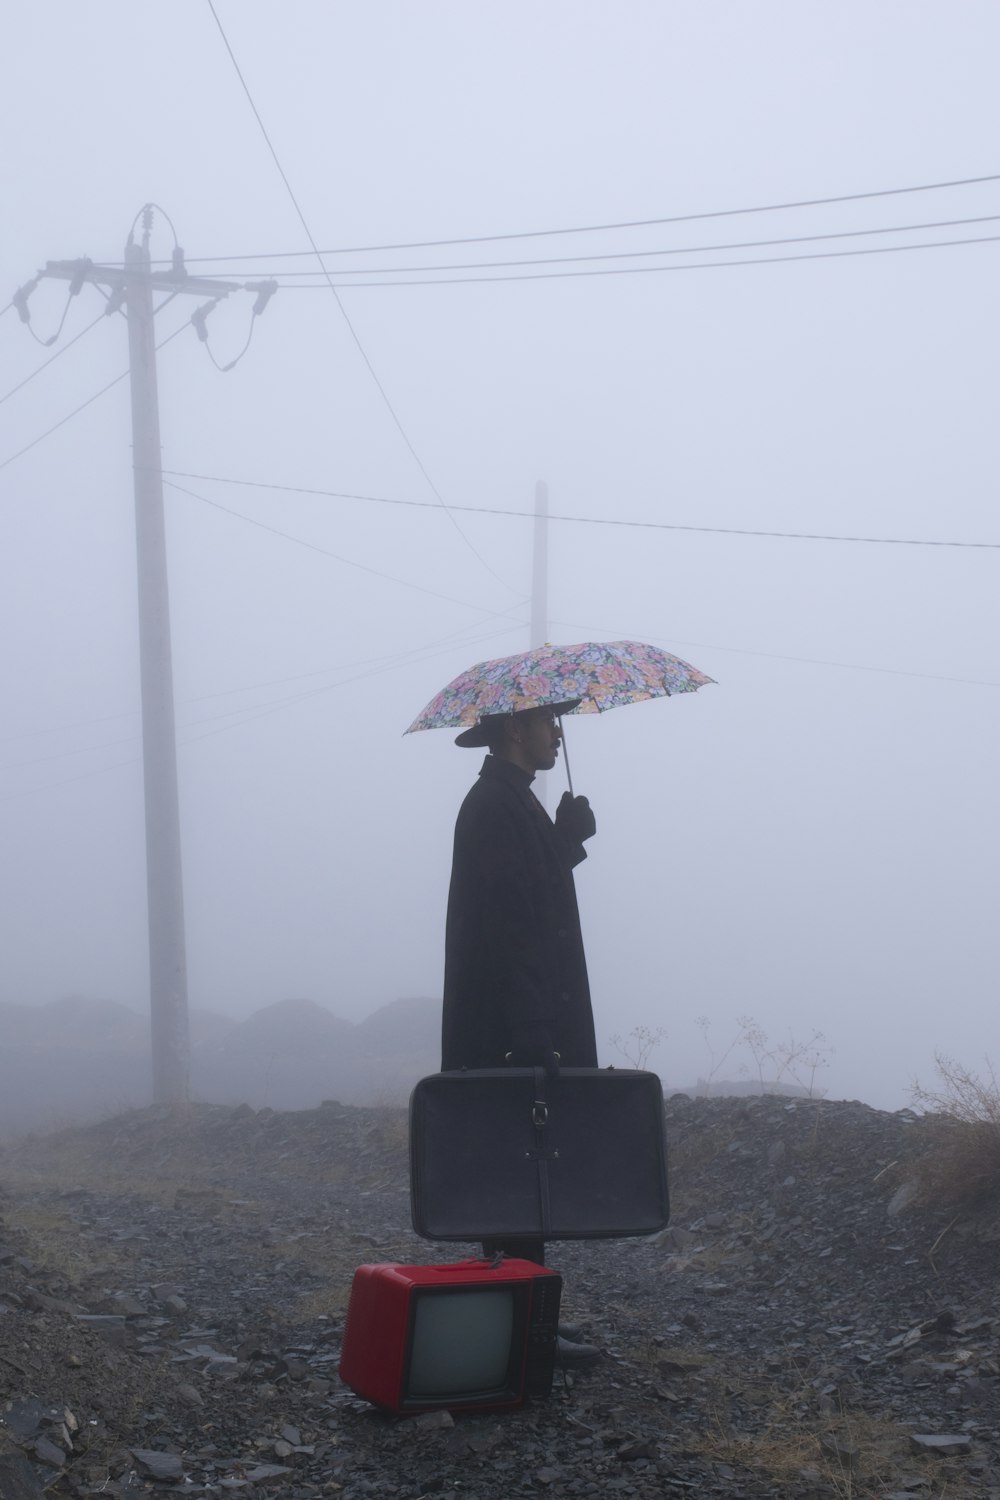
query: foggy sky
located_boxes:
[1,2,997,1110]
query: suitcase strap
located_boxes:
[530,1066,554,1235]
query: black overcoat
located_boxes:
[441,754,597,1071]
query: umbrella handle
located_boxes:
[557,715,575,797]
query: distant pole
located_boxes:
[530,479,548,652]
[530,480,550,807]
[125,213,190,1105]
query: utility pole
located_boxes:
[124,221,189,1107]
[40,208,276,1104]
[530,479,548,653]
[530,479,550,806]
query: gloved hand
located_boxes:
[555,791,596,844]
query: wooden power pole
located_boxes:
[41,206,276,1104]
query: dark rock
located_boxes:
[129,1449,185,1480]
[33,1436,66,1467]
[412,1410,455,1431]
[617,1437,659,1460]
[241,1462,293,1483]
[1,1397,49,1441]
[909,1433,973,1456]
[150,1282,182,1302]
[95,1293,147,1317]
[0,1453,45,1499]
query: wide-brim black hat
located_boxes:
[454,699,582,748]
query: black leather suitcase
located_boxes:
[409,1067,669,1241]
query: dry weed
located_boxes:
[8,1202,118,1283]
[911,1052,1000,1212]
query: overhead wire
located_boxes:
[152,170,1000,263]
[193,211,1000,280]
[196,306,259,371]
[550,620,1000,691]
[0,754,140,804]
[0,311,186,474]
[1,612,521,751]
[1,617,532,796]
[4,731,140,772]
[188,279,278,372]
[0,307,109,409]
[180,617,525,717]
[176,620,529,747]
[7,595,993,804]
[4,621,520,764]
[0,707,138,748]
[15,275,90,347]
[163,475,531,615]
[0,365,130,473]
[159,469,1000,551]
[1,614,526,757]
[203,0,518,597]
[261,229,1000,289]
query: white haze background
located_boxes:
[1,2,997,1110]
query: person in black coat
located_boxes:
[441,703,605,1361]
[441,701,597,1273]
[442,701,598,1075]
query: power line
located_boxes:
[1,615,518,750]
[203,0,517,597]
[0,318,186,474]
[163,475,531,614]
[153,171,1000,263]
[0,754,140,804]
[0,308,108,409]
[551,621,1000,691]
[0,708,137,748]
[160,469,1000,551]
[195,211,1000,281]
[262,230,1000,289]
[0,366,129,473]
[176,622,530,747]
[8,601,994,803]
[1,619,531,796]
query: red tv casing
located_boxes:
[338,1258,562,1413]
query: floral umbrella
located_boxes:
[406,640,715,790]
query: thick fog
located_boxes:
[1,2,997,1115]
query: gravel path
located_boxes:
[1,1093,997,1498]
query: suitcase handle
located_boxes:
[531,1067,553,1233]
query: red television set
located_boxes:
[338,1258,562,1413]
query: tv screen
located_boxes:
[339,1259,562,1414]
[407,1287,514,1400]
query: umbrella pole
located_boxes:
[557,715,575,796]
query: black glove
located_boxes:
[555,791,596,844]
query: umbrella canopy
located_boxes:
[405,639,715,735]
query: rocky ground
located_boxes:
[0,1093,998,1500]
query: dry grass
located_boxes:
[7,1201,127,1284]
[911,1052,1000,1212]
[621,1334,959,1499]
[691,1378,941,1499]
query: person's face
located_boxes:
[512,708,562,772]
